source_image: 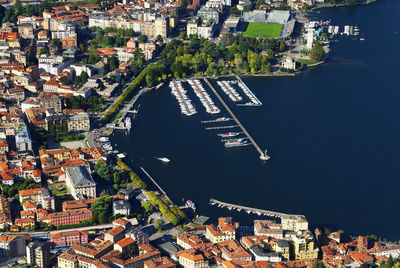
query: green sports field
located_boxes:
[243,22,283,38]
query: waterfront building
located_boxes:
[282,56,296,71]
[254,219,284,239]
[292,232,319,260]
[64,165,96,200]
[67,112,90,133]
[205,217,236,243]
[281,215,308,232]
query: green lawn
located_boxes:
[51,185,67,195]
[243,22,283,38]
[297,58,318,65]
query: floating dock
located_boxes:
[203,78,270,160]
[209,198,305,219]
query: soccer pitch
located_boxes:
[243,22,283,38]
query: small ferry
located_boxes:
[125,117,132,130]
[186,200,196,210]
[155,157,170,163]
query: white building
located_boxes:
[64,165,96,200]
[197,20,216,39]
[113,200,131,215]
[282,56,296,70]
[69,64,93,77]
[38,55,74,75]
[26,241,50,268]
[89,12,110,29]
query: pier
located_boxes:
[117,88,145,125]
[190,79,220,114]
[203,78,270,160]
[209,198,305,219]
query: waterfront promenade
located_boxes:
[203,78,269,160]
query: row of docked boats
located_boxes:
[169,80,197,116]
[217,81,243,102]
[223,138,250,148]
[237,81,262,106]
[188,79,220,114]
[201,117,232,124]
[327,25,340,35]
[209,201,280,218]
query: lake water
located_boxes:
[111,0,400,240]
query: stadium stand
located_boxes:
[243,10,267,23]
[266,10,290,24]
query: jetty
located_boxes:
[203,78,270,160]
[209,198,305,219]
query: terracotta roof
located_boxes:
[19,187,46,197]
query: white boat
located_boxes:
[155,157,170,163]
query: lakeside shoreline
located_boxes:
[310,0,377,11]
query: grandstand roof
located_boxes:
[266,10,290,24]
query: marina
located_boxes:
[204,78,270,160]
[235,76,263,106]
[169,80,197,116]
[217,80,243,102]
[188,79,220,114]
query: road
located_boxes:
[2,223,113,239]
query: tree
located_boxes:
[156,35,163,42]
[39,47,49,55]
[109,54,119,71]
[79,43,85,53]
[312,261,325,268]
[310,42,325,62]
[138,34,148,43]
[279,39,286,52]
[51,38,62,51]
[94,161,113,183]
[142,201,154,213]
[91,195,113,224]
[153,219,164,232]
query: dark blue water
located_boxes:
[111,0,400,240]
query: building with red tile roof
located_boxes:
[51,230,88,247]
